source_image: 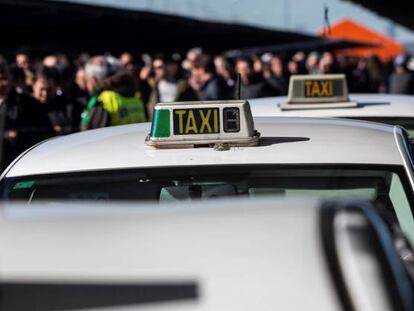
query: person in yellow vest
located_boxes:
[81,71,146,130]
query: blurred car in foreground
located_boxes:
[250,74,414,136]
[0,198,413,310]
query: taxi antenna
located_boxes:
[236,73,241,100]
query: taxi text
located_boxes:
[173,108,219,135]
[304,80,334,97]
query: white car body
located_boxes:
[250,94,414,135]
[2,117,412,177]
[0,198,412,310]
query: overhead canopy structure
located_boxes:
[0,0,316,57]
[320,19,404,61]
[342,0,414,31]
[225,37,379,58]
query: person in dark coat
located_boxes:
[190,54,228,101]
[32,66,72,135]
[350,58,372,93]
[264,55,288,96]
[235,57,274,99]
[0,58,53,171]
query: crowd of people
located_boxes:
[0,47,414,169]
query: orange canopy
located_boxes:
[320,18,404,61]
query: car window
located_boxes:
[249,188,377,200]
[0,165,405,197]
[5,165,414,245]
[389,173,414,242]
[3,165,414,243]
[0,166,390,200]
[0,166,405,199]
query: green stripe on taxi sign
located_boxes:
[151,109,170,138]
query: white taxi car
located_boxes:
[250,74,414,136]
[0,198,413,310]
[0,100,414,243]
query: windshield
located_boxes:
[0,165,409,201]
[2,164,414,238]
[2,164,414,242]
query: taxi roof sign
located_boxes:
[146,100,259,148]
[280,74,357,110]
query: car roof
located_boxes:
[250,94,414,118]
[0,198,339,310]
[4,117,402,178]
